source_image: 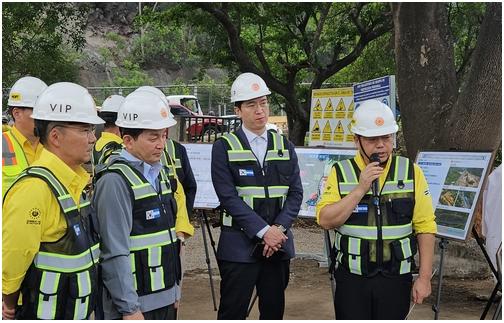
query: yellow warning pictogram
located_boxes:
[333,120,344,142]
[335,121,344,133]
[322,121,332,141]
[313,99,322,119]
[323,99,334,119]
[335,98,346,118]
[346,100,355,118]
[311,120,321,140]
[345,120,354,142]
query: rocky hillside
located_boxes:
[79,3,226,88]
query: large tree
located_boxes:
[158,3,392,145]
[2,3,89,87]
[392,3,501,158]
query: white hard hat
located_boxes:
[116,91,177,129]
[350,99,398,137]
[230,72,271,103]
[134,86,174,118]
[31,82,104,124]
[101,95,125,113]
[8,76,48,108]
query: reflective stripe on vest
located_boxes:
[148,246,166,291]
[109,163,172,200]
[337,156,413,195]
[337,223,412,240]
[73,271,91,319]
[222,132,289,162]
[222,133,256,162]
[130,228,177,251]
[2,131,29,196]
[348,236,362,275]
[165,140,181,168]
[38,271,60,319]
[34,244,100,273]
[2,132,18,166]
[21,167,90,213]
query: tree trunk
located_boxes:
[392,3,458,159]
[393,3,501,158]
[439,2,501,151]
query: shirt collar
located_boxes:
[120,149,163,178]
[241,125,268,145]
[33,148,90,198]
[10,125,28,146]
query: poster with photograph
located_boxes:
[296,147,356,218]
[416,151,493,241]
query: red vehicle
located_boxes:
[169,103,225,141]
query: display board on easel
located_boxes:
[296,147,355,218]
[415,151,493,241]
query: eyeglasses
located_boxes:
[54,124,96,137]
[242,100,269,111]
[361,134,393,144]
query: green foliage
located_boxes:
[2,3,89,87]
[447,3,486,79]
[328,33,395,84]
[111,60,154,87]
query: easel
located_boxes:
[472,227,501,320]
[432,238,449,319]
[196,208,218,311]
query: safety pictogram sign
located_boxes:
[335,98,346,118]
[333,120,344,142]
[313,99,322,119]
[322,121,332,141]
[346,100,355,119]
[311,120,321,140]
[323,99,334,119]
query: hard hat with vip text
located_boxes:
[31,82,104,124]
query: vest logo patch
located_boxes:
[352,204,368,213]
[239,169,254,177]
[73,224,81,236]
[146,208,161,220]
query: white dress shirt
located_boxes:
[241,125,270,238]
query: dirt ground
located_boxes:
[178,258,499,320]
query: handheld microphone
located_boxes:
[370,153,381,198]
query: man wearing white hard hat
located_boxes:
[92,94,125,167]
[93,91,194,320]
[317,99,436,319]
[211,72,303,319]
[134,86,197,217]
[2,82,104,320]
[2,76,47,197]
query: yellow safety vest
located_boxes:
[2,131,29,197]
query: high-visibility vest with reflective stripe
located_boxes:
[161,139,182,182]
[2,131,29,197]
[98,160,180,296]
[92,140,122,168]
[333,156,417,276]
[219,131,291,228]
[5,166,99,320]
